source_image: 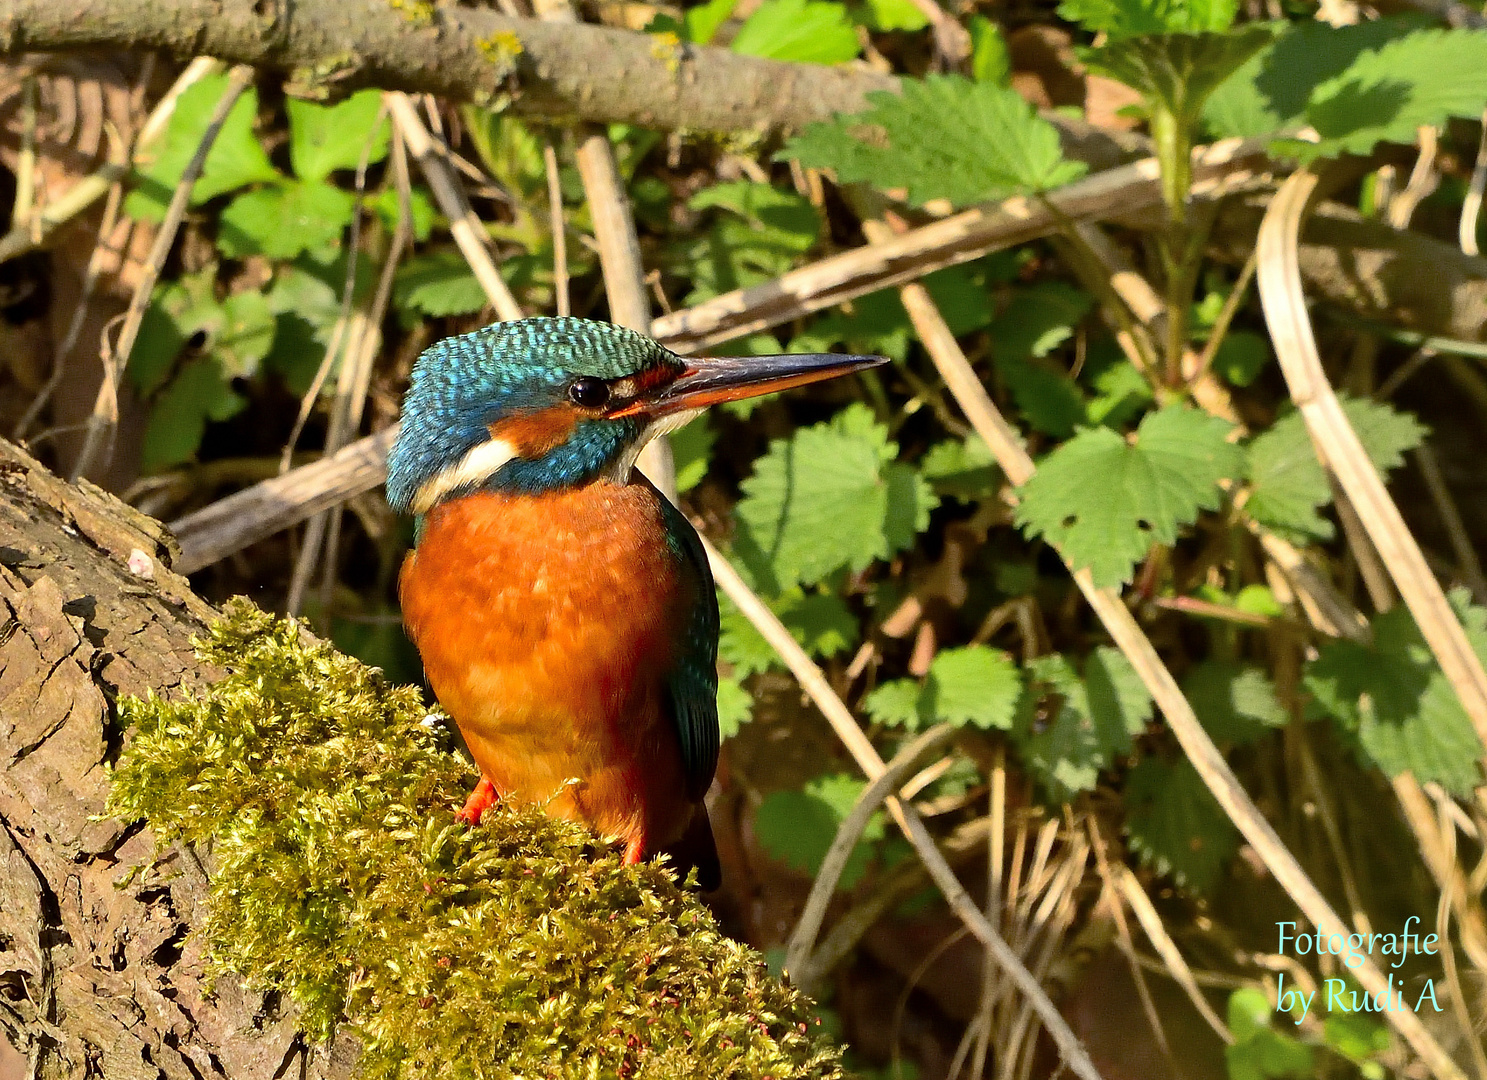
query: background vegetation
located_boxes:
[4,0,1487,1076]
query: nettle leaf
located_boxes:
[1015,406,1243,588]
[754,774,885,889]
[1305,592,1487,796]
[730,0,861,63]
[686,0,740,44]
[1085,354,1153,429]
[129,269,275,395]
[1083,28,1274,128]
[287,90,391,183]
[921,437,1002,502]
[218,181,358,259]
[670,416,717,494]
[127,74,280,220]
[866,647,1021,731]
[688,182,821,252]
[1124,757,1239,894]
[372,184,437,243]
[780,76,1087,208]
[1293,27,1487,162]
[1183,660,1288,745]
[1012,647,1152,801]
[394,250,489,318]
[1245,396,1427,544]
[1212,330,1270,388]
[734,403,937,590]
[681,182,821,304]
[717,675,754,739]
[1057,0,1236,38]
[719,589,859,678]
[793,265,991,362]
[969,16,1012,84]
[990,282,1093,438]
[855,0,929,32]
[141,358,248,473]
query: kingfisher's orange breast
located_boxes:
[399,481,695,852]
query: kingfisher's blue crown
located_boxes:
[386,317,683,512]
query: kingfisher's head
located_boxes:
[386,317,884,514]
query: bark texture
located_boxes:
[0,437,354,1080]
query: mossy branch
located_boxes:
[109,599,842,1080]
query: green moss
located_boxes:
[109,599,844,1080]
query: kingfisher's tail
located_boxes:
[663,804,721,891]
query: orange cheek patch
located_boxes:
[491,406,578,458]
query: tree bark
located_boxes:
[0,437,355,1080]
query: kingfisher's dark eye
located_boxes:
[568,377,610,409]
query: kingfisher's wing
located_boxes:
[657,493,720,802]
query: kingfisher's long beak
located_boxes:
[611,352,887,418]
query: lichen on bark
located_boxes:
[108,599,842,1080]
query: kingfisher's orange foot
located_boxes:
[456,778,498,825]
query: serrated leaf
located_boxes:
[1295,28,1487,162]
[990,283,1093,438]
[1015,406,1243,588]
[921,437,1001,501]
[731,0,861,63]
[780,76,1087,207]
[393,250,489,318]
[217,181,357,259]
[141,358,247,472]
[681,182,822,305]
[1083,29,1274,126]
[126,75,280,221]
[688,181,821,253]
[925,647,1021,730]
[969,16,1011,84]
[717,674,754,739]
[1124,757,1239,894]
[670,416,717,494]
[1057,0,1236,38]
[868,647,1021,731]
[1245,396,1428,544]
[1085,355,1153,428]
[213,291,277,378]
[754,774,884,889]
[1304,592,1486,795]
[372,184,437,243]
[734,404,937,589]
[719,589,859,678]
[1183,660,1287,745]
[856,0,929,31]
[287,91,390,183]
[129,270,274,395]
[1012,647,1151,801]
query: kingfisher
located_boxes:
[386,317,883,889]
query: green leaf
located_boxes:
[129,269,275,394]
[734,404,937,590]
[990,283,1093,438]
[394,250,488,318]
[1212,330,1269,387]
[126,75,280,221]
[372,184,437,243]
[780,76,1087,207]
[1083,28,1274,129]
[1183,661,1288,745]
[719,589,860,678]
[265,261,345,396]
[1292,27,1487,162]
[670,416,717,494]
[681,182,822,304]
[1085,354,1153,428]
[1015,406,1243,588]
[969,16,1011,84]
[855,0,929,32]
[867,647,1021,731]
[141,358,247,472]
[686,0,740,43]
[1124,757,1239,894]
[1245,397,1427,544]
[1305,592,1487,796]
[1012,647,1151,801]
[717,674,754,739]
[217,181,357,259]
[731,0,861,63]
[287,90,391,183]
[688,182,821,252]
[213,291,277,378]
[925,647,1021,730]
[754,774,884,889]
[1057,0,1236,38]
[1226,988,1315,1080]
[921,437,1001,502]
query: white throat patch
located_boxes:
[412,437,518,513]
[604,407,704,483]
